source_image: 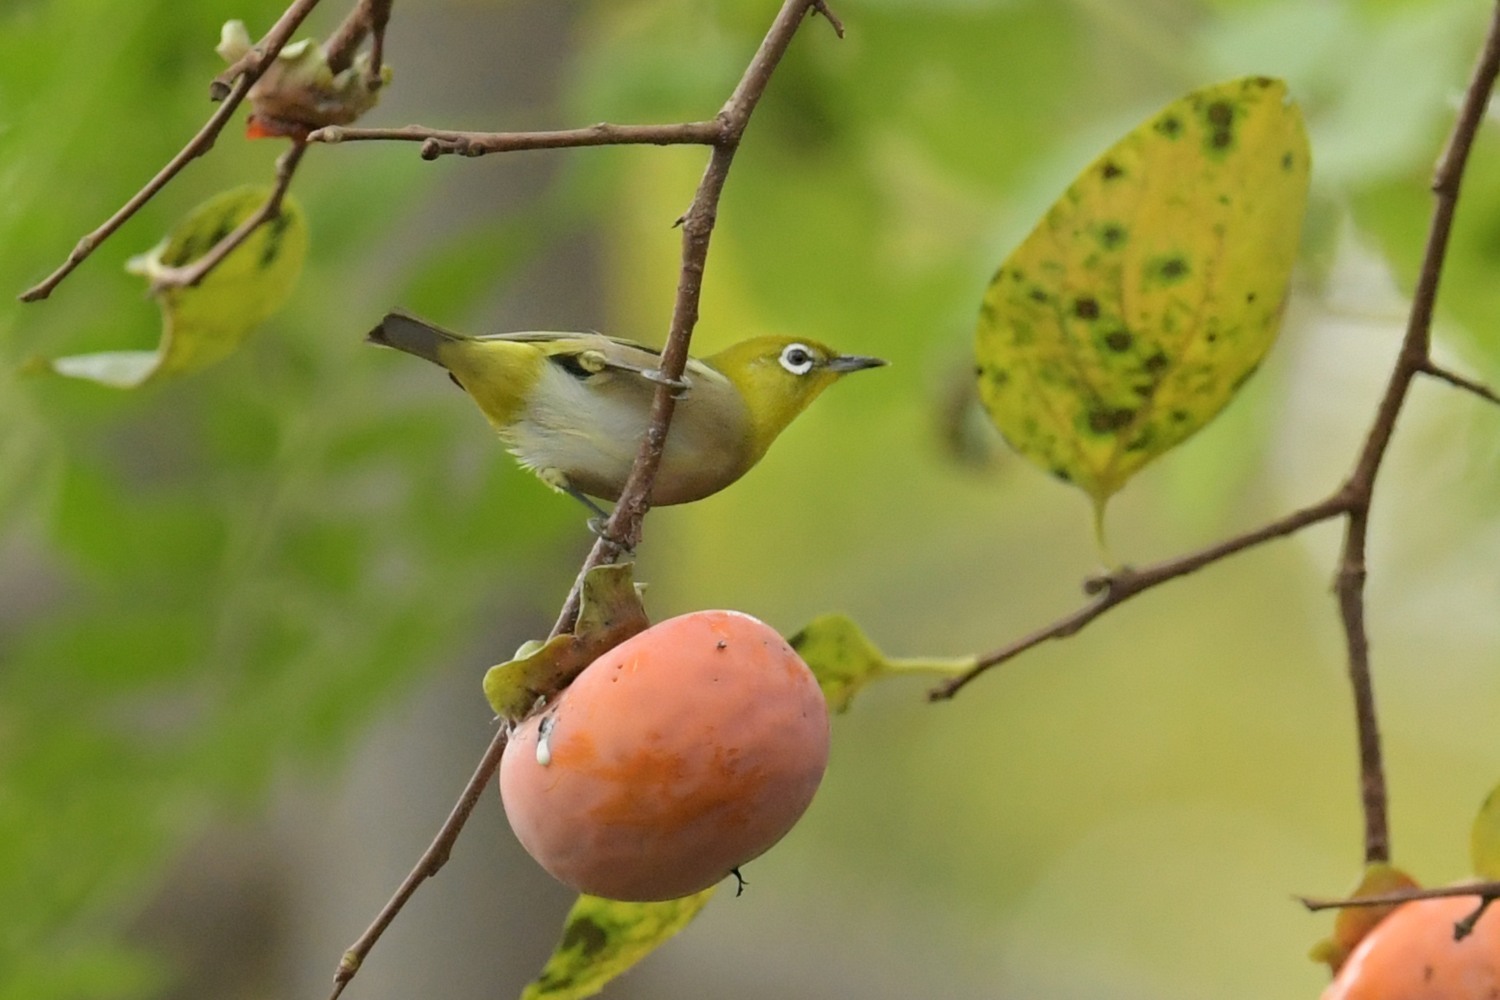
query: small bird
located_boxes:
[367,311,886,511]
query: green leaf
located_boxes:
[1472,783,1500,880]
[786,613,974,713]
[39,185,307,388]
[974,76,1310,533]
[483,563,649,721]
[521,889,716,1000]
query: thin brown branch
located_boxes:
[1333,505,1386,861]
[1340,6,1500,495]
[20,77,253,302]
[929,493,1350,700]
[323,0,393,79]
[327,728,509,1000]
[1419,359,1500,406]
[20,0,322,303]
[1299,880,1500,912]
[148,140,308,292]
[553,0,830,633]
[367,33,388,90]
[1325,0,1500,864]
[326,2,834,994]
[310,120,726,159]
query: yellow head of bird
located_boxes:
[705,336,886,461]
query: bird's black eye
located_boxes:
[779,344,816,375]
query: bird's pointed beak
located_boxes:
[826,354,888,373]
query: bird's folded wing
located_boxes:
[486,332,729,390]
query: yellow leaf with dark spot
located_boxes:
[522,889,715,1000]
[41,185,306,388]
[975,76,1310,526]
[787,613,974,713]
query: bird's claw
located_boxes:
[586,516,635,552]
[642,368,691,397]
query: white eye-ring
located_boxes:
[779,343,816,375]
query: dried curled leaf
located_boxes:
[39,186,306,388]
[218,20,390,137]
[483,564,649,721]
[787,613,974,713]
[521,889,716,1000]
[975,76,1310,530]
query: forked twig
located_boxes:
[1299,882,1500,911]
[933,0,1500,870]
[1300,880,1500,941]
[19,0,324,302]
[930,494,1350,699]
[325,3,842,995]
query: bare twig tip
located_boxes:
[1455,896,1493,940]
[927,683,957,702]
[811,0,845,37]
[212,52,258,99]
[1419,359,1500,407]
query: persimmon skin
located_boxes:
[1323,893,1500,999]
[500,610,830,902]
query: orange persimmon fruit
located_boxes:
[1323,893,1500,999]
[499,609,830,902]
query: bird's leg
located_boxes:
[541,470,627,543]
[561,485,634,549]
[730,867,748,897]
[561,484,611,521]
[639,367,692,398]
[579,350,691,397]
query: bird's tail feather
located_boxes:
[366,310,463,365]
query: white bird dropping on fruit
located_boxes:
[536,713,557,767]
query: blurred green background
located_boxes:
[3,0,1500,997]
